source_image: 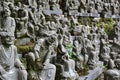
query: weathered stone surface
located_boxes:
[79,62,103,80]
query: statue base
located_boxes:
[112,15,120,19]
[79,13,89,17]
[89,13,100,18]
[79,62,103,80]
[104,14,112,18]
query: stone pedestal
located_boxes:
[79,62,103,80]
[89,13,100,18]
[112,15,120,19]
[69,10,79,16]
[79,13,89,17]
[104,14,112,18]
[44,10,63,15]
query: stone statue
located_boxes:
[108,52,117,69]
[81,35,92,65]
[111,1,120,15]
[113,26,120,45]
[55,43,78,80]
[87,45,99,69]
[79,0,87,13]
[96,1,103,13]
[104,58,120,80]
[91,22,98,33]
[15,7,28,38]
[0,34,27,80]
[102,3,111,15]
[0,8,15,37]
[104,69,119,80]
[49,0,61,10]
[88,1,98,13]
[59,17,70,35]
[27,37,56,80]
[100,41,110,65]
[28,0,37,8]
[66,0,79,15]
[68,0,79,10]
[73,37,84,70]
[8,3,17,18]
[115,59,120,70]
[37,0,50,10]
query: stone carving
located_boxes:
[73,37,84,70]
[0,0,120,80]
[28,0,37,8]
[67,0,79,15]
[102,3,111,17]
[15,7,28,38]
[111,1,119,15]
[96,1,103,14]
[27,38,56,80]
[55,43,78,80]
[88,1,98,14]
[0,8,15,36]
[111,22,120,53]
[49,0,61,11]
[0,34,27,80]
[87,45,99,69]
[104,69,120,80]
[104,58,120,80]
[108,52,117,69]
[37,0,50,10]
[100,42,110,65]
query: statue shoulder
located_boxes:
[11,17,15,22]
[11,45,17,50]
[8,17,15,23]
[0,45,3,50]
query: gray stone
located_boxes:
[44,10,63,15]
[104,14,112,18]
[79,13,89,17]
[0,8,15,37]
[89,13,100,17]
[26,38,56,80]
[79,62,103,80]
[0,34,27,80]
[112,15,120,19]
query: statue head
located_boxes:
[110,52,117,60]
[105,69,120,80]
[89,1,94,9]
[8,3,14,10]
[3,8,11,18]
[1,33,15,46]
[46,35,56,45]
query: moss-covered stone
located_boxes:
[16,44,34,53]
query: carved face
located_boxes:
[3,9,11,17]
[1,35,14,45]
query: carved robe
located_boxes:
[0,45,18,80]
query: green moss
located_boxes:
[16,44,34,53]
[98,18,114,35]
[78,65,89,76]
[65,43,76,59]
[20,58,27,68]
